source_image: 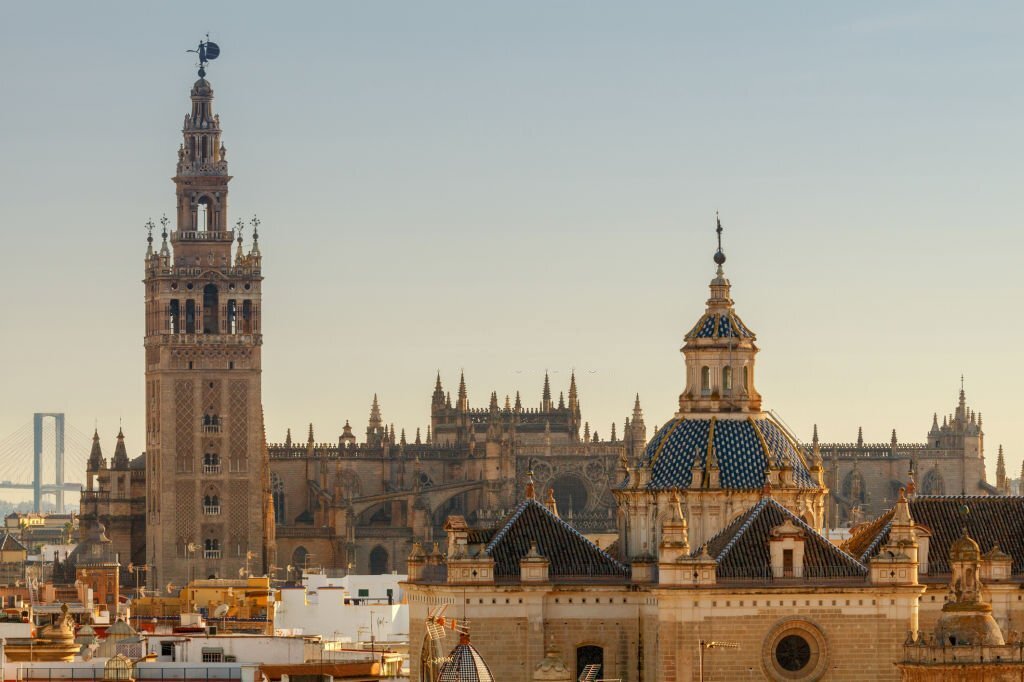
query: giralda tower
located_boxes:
[143,46,273,588]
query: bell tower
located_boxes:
[143,41,271,589]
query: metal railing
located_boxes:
[18,668,242,681]
[203,506,221,516]
[203,464,221,474]
[204,550,222,559]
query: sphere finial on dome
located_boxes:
[713,212,726,268]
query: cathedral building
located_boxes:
[266,372,635,576]
[404,225,1020,682]
[813,386,995,526]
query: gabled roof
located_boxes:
[0,533,26,553]
[485,498,628,580]
[704,497,866,579]
[844,496,1024,574]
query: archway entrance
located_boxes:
[370,545,389,575]
[576,645,603,679]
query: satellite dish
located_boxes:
[213,603,229,618]
[238,567,247,578]
[127,562,135,572]
[166,582,176,595]
[187,542,196,553]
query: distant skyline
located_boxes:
[1,2,1022,497]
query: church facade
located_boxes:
[404,230,1018,682]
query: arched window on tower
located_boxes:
[203,284,219,334]
[701,366,711,395]
[185,300,196,334]
[203,495,220,515]
[722,366,733,393]
[743,365,750,392]
[204,538,220,559]
[196,196,212,232]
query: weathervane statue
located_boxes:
[187,34,220,78]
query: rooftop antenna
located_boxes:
[187,34,221,78]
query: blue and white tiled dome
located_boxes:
[641,416,816,489]
[685,310,754,340]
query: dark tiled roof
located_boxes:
[847,496,1024,574]
[642,417,817,490]
[704,497,867,579]
[486,499,628,580]
[842,508,896,563]
[0,533,26,552]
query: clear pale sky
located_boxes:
[1,2,1022,495]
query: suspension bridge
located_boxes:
[0,414,93,512]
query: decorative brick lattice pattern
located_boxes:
[203,379,221,418]
[229,479,249,554]
[175,380,194,472]
[229,381,248,470]
[175,479,196,552]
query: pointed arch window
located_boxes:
[700,366,711,395]
[204,538,221,559]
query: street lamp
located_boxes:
[698,640,739,682]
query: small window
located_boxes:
[160,642,175,658]
[743,365,749,390]
[201,648,223,663]
[700,366,711,394]
[358,589,369,598]
[722,366,733,393]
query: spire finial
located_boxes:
[187,36,221,79]
[145,219,155,256]
[713,212,726,268]
[250,215,261,254]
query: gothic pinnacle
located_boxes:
[542,371,552,407]
[415,427,421,445]
[568,370,579,413]
[307,423,315,444]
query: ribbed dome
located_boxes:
[437,637,494,682]
[640,416,816,489]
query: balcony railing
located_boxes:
[204,550,222,559]
[202,424,222,434]
[203,506,221,516]
[171,230,234,242]
[203,464,221,474]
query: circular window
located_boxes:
[244,283,251,290]
[186,283,194,290]
[762,619,828,680]
[775,635,810,671]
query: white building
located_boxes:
[274,572,408,643]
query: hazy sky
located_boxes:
[1,2,1022,496]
